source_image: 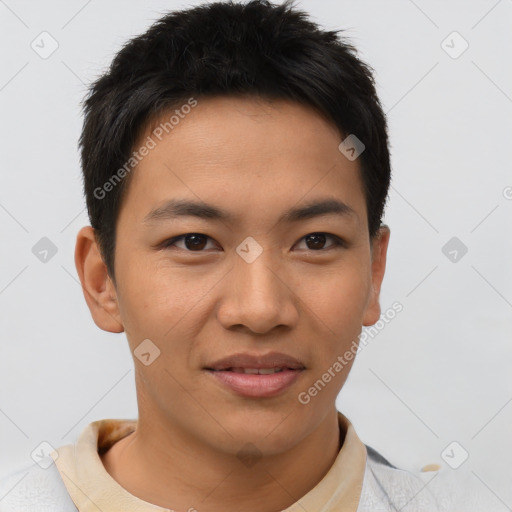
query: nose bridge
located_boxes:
[218,243,298,333]
[234,247,283,309]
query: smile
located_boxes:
[212,367,288,374]
[206,367,304,398]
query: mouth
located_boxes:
[204,352,305,398]
[210,366,298,374]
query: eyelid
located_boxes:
[161,232,347,252]
[299,231,348,249]
[161,233,220,251]
[294,233,347,251]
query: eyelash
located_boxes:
[161,233,347,252]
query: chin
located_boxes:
[213,405,313,454]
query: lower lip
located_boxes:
[207,369,303,398]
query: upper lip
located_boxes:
[205,352,305,371]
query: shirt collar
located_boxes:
[53,412,367,512]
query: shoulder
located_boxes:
[0,457,76,512]
[359,444,507,512]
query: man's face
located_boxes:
[107,96,388,455]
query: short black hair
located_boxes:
[79,0,391,282]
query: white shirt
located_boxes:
[0,412,505,511]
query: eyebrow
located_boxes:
[143,198,358,225]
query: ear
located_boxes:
[74,226,124,333]
[362,225,391,327]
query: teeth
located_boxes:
[241,368,259,374]
[258,368,282,374]
[230,367,285,374]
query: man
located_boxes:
[0,1,498,510]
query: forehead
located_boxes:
[143,95,343,163]
[120,95,367,228]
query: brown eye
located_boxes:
[305,233,327,249]
[163,233,216,251]
[296,233,345,251]
[183,234,208,250]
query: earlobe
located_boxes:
[74,226,124,333]
[362,225,391,327]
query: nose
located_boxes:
[217,251,300,335]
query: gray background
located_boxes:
[1,0,511,506]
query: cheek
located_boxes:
[302,265,371,331]
[297,268,371,386]
[297,274,366,404]
[114,253,170,338]
[115,256,217,348]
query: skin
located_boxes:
[75,95,390,512]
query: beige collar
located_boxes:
[53,412,367,512]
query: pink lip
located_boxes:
[208,368,303,398]
[206,351,305,371]
[204,351,305,398]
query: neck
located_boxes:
[101,408,342,512]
